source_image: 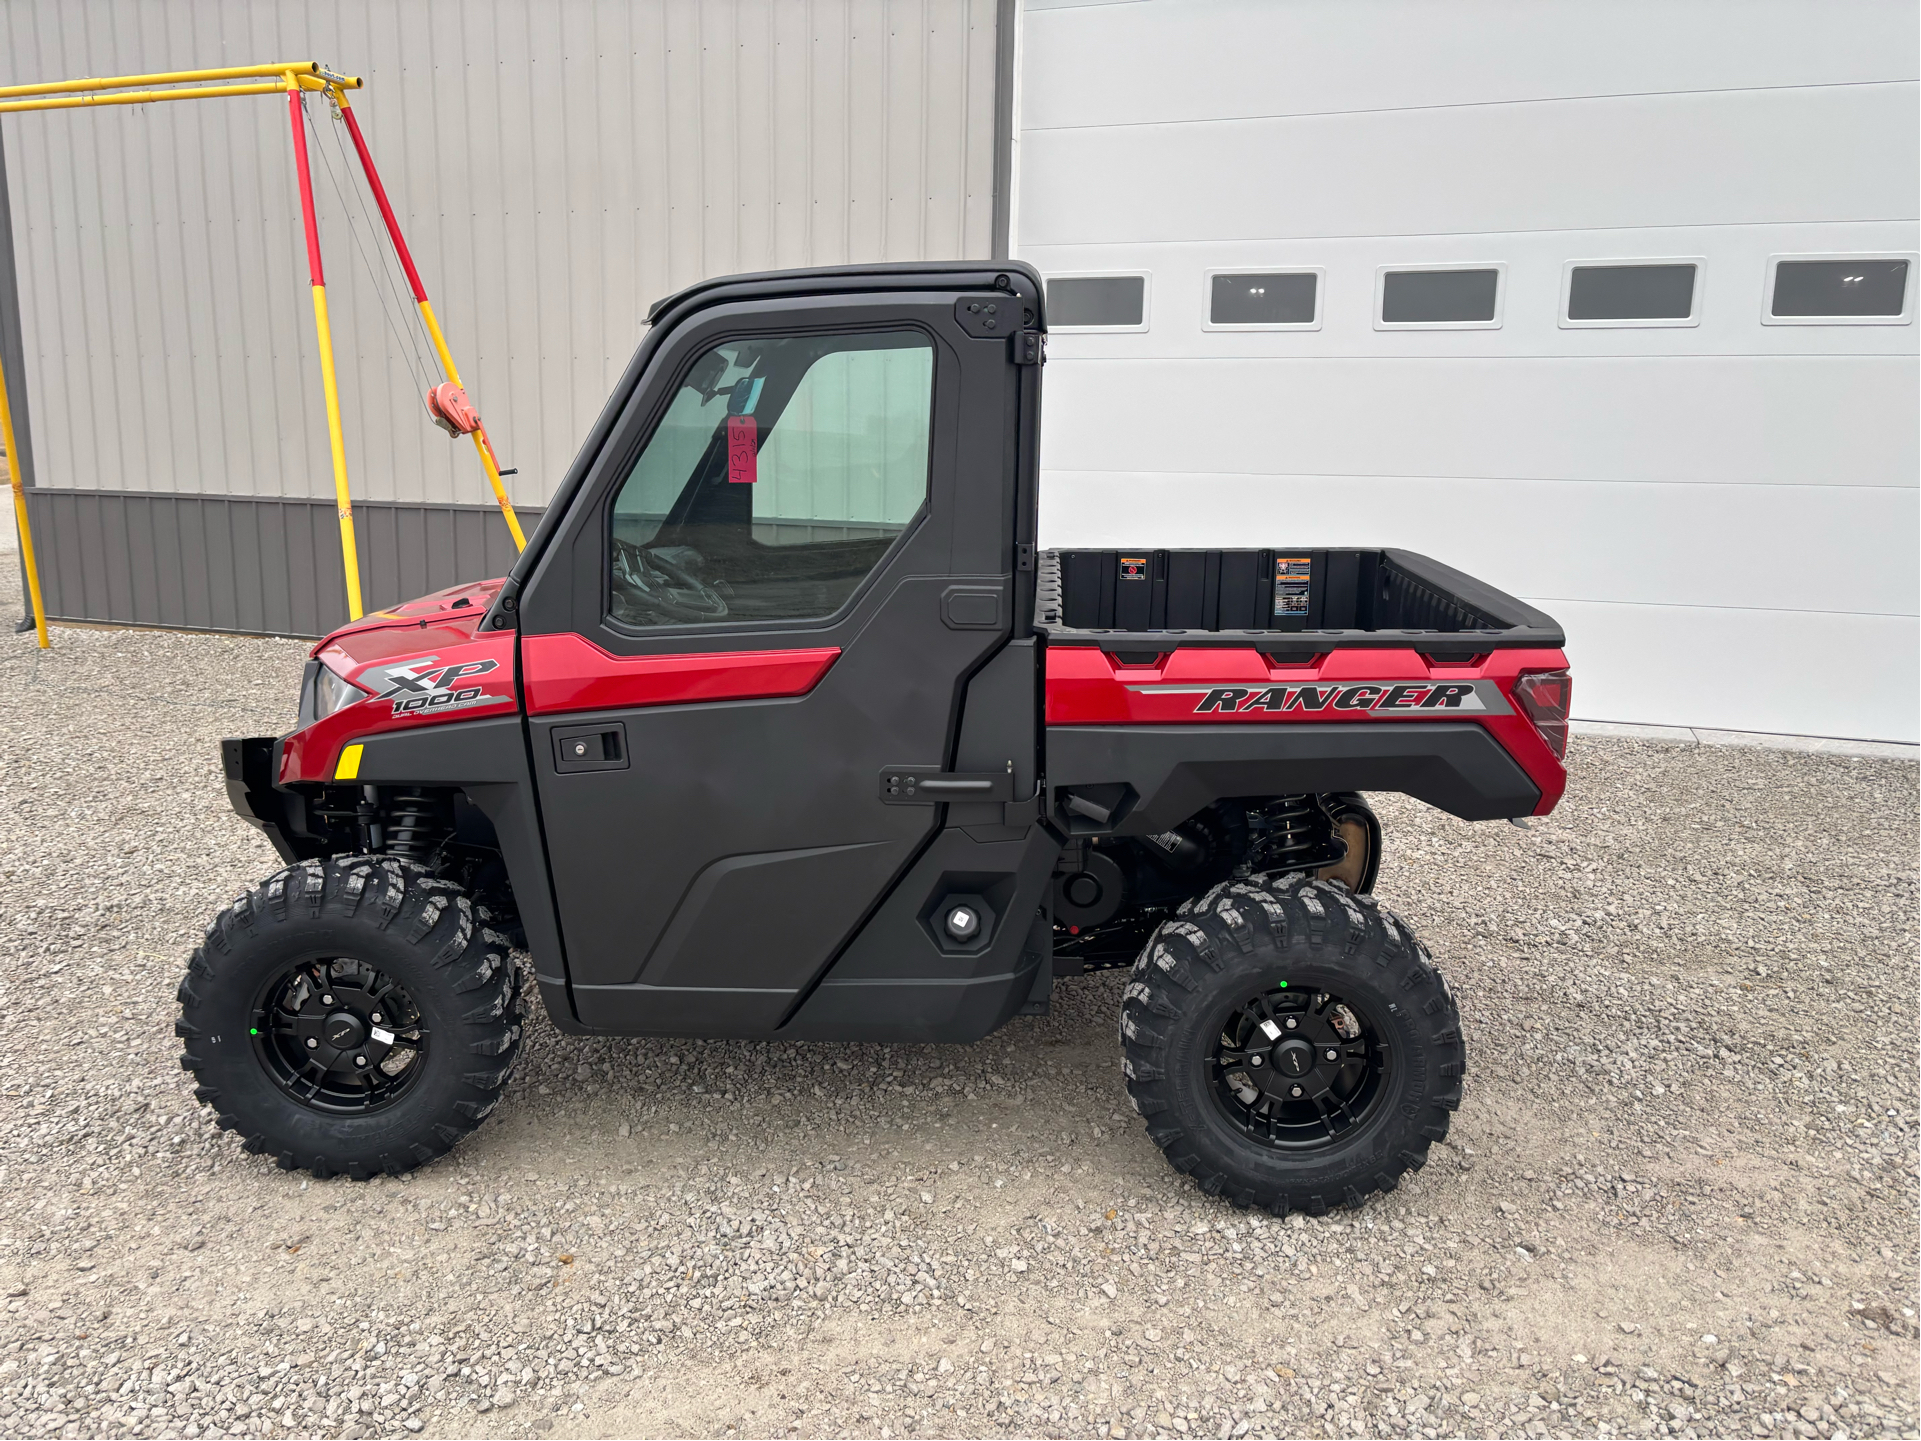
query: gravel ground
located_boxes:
[1,577,1917,1441]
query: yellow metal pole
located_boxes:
[309,287,363,619]
[0,62,357,100]
[333,87,525,551]
[289,84,363,620]
[0,342,51,649]
[0,80,338,115]
[417,300,527,550]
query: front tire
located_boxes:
[1120,875,1463,1214]
[176,857,522,1180]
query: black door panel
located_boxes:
[517,269,1043,1037]
[530,572,1010,1000]
[637,841,895,989]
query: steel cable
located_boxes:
[300,97,440,398]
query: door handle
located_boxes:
[552,722,629,773]
[879,765,1014,804]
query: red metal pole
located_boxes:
[336,104,427,303]
[288,87,364,618]
[288,91,324,286]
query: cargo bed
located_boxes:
[1034,548,1564,657]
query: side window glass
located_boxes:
[609,331,933,628]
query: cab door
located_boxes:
[513,271,1038,1035]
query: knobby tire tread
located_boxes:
[1120,875,1464,1214]
[176,857,523,1181]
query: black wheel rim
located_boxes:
[1208,984,1388,1152]
[250,958,429,1115]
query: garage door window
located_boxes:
[1562,261,1701,328]
[1046,274,1149,331]
[1765,256,1914,324]
[1376,266,1504,329]
[609,331,933,628]
[1206,270,1322,329]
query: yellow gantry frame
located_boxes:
[0,60,526,642]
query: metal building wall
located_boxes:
[1016,0,1920,743]
[0,0,1000,631]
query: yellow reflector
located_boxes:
[335,743,364,780]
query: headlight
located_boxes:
[315,665,368,719]
[298,660,370,727]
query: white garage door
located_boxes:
[1016,0,1920,742]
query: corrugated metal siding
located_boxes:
[0,0,999,516]
[25,489,539,637]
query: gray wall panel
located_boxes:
[25,490,542,638]
[97,492,134,622]
[231,502,271,636]
[1,0,999,520]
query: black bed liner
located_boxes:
[1033,548,1564,658]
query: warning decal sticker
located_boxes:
[1273,556,1311,618]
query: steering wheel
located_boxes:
[610,539,730,625]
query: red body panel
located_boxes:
[280,580,518,784]
[1045,645,1570,814]
[521,632,841,718]
[276,574,1565,818]
[278,578,844,780]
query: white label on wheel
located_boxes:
[1259,1019,1283,1041]
[370,1027,395,1045]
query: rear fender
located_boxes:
[1045,644,1569,817]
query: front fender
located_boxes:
[343,716,575,1031]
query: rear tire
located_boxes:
[176,857,522,1180]
[1119,875,1463,1214]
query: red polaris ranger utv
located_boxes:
[179,261,1571,1214]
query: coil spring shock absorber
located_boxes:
[1251,795,1343,874]
[383,789,446,863]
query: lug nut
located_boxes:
[370,1013,382,1024]
[1325,1049,1339,1062]
[1289,1085,1304,1098]
[1284,1018,1298,1030]
[1248,1055,1263,1068]
[944,906,979,940]
[321,994,335,1006]
[354,1055,368,1068]
[305,1038,318,1050]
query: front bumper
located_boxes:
[221,736,314,865]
